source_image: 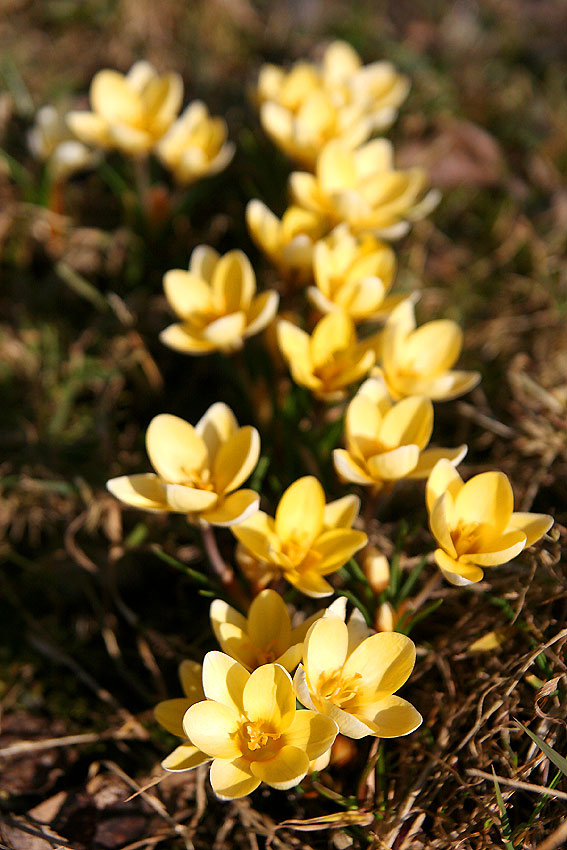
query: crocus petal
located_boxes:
[366,445,420,481]
[232,511,279,564]
[210,757,260,799]
[246,199,280,256]
[286,570,334,598]
[408,445,467,479]
[248,590,291,658]
[195,402,238,466]
[282,710,338,760]
[190,244,220,282]
[163,270,213,319]
[212,251,256,313]
[379,396,433,451]
[183,700,241,758]
[91,70,143,125]
[210,600,248,646]
[342,632,416,698]
[201,489,259,527]
[311,528,368,574]
[202,312,247,350]
[179,659,205,702]
[164,484,218,513]
[310,310,355,369]
[321,702,377,739]
[212,622,257,670]
[434,549,484,584]
[366,695,422,737]
[275,644,304,672]
[277,320,311,366]
[414,370,481,401]
[459,530,526,566]
[304,617,349,687]
[106,473,170,511]
[455,471,514,533]
[405,320,462,375]
[154,698,190,737]
[323,494,360,530]
[202,651,248,713]
[159,323,217,354]
[250,745,310,790]
[66,111,111,147]
[162,744,211,772]
[213,427,260,495]
[345,393,383,459]
[346,608,372,655]
[245,291,280,337]
[109,123,153,154]
[506,512,554,547]
[429,492,457,558]
[333,450,375,485]
[146,414,208,483]
[426,459,463,513]
[293,665,317,710]
[275,476,325,545]
[242,664,296,732]
[289,171,323,213]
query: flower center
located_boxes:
[281,532,313,566]
[238,719,281,755]
[317,668,361,708]
[451,520,483,556]
[179,467,215,491]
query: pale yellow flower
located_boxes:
[210,588,329,673]
[160,246,279,355]
[307,224,403,322]
[290,139,438,238]
[154,660,210,772]
[333,376,467,489]
[256,41,409,169]
[277,310,376,402]
[362,547,390,594]
[293,613,422,739]
[246,200,328,283]
[67,61,183,155]
[155,101,234,185]
[426,460,554,586]
[374,600,408,633]
[106,402,260,526]
[232,477,367,598]
[375,300,481,401]
[29,104,100,181]
[183,652,338,798]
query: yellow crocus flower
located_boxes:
[426,460,554,586]
[155,101,234,185]
[232,477,367,597]
[293,613,422,739]
[375,299,481,401]
[277,310,376,401]
[290,139,438,237]
[160,246,279,355]
[333,376,467,489]
[106,402,260,526]
[246,200,328,283]
[154,660,211,772]
[29,103,101,182]
[307,224,404,322]
[67,61,183,155]
[183,652,338,798]
[210,588,329,673]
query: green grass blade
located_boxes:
[518,722,567,777]
[492,768,516,850]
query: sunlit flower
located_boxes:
[67,61,182,155]
[294,612,422,739]
[183,652,338,798]
[232,477,367,597]
[106,402,260,526]
[362,547,390,594]
[155,101,234,185]
[290,139,438,238]
[374,601,408,632]
[375,300,481,400]
[210,588,329,673]
[29,104,100,181]
[277,310,376,401]
[307,224,403,322]
[426,460,554,586]
[154,660,210,772]
[160,246,279,355]
[246,200,328,283]
[333,376,467,489]
[256,41,409,168]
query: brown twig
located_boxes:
[201,523,249,610]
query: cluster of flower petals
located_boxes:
[426,460,554,586]
[106,402,260,526]
[154,659,211,773]
[333,375,467,489]
[155,101,234,185]
[160,246,279,355]
[28,103,101,181]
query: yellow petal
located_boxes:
[161,744,211,772]
[317,143,357,193]
[211,250,256,313]
[164,484,218,513]
[455,471,514,532]
[354,138,394,178]
[195,402,238,466]
[146,414,208,483]
[201,489,260,527]
[190,244,219,282]
[342,632,416,698]
[213,426,260,495]
[310,311,355,369]
[408,445,467,480]
[277,319,311,367]
[379,396,433,451]
[275,644,304,672]
[293,665,317,710]
[245,291,280,337]
[232,511,279,563]
[346,607,372,653]
[304,617,348,687]
[163,270,213,319]
[154,698,190,737]
[202,312,247,350]
[411,370,481,401]
[159,323,216,354]
[108,122,153,154]
[250,745,310,790]
[210,599,248,646]
[183,700,240,758]
[429,492,457,559]
[311,528,368,574]
[405,320,462,375]
[91,70,143,125]
[202,651,248,713]
[323,494,360,530]
[213,622,257,670]
[345,394,382,459]
[282,710,338,760]
[144,72,183,138]
[66,111,111,147]
[323,40,361,83]
[333,449,375,485]
[242,664,296,731]
[275,476,325,545]
[179,659,205,702]
[319,702,377,739]
[210,757,260,799]
[246,199,280,256]
[248,590,291,657]
[507,512,553,547]
[460,529,526,566]
[286,570,334,598]
[434,548,484,584]
[366,695,422,737]
[106,473,170,511]
[426,459,463,514]
[366,445,420,481]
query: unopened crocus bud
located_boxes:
[363,547,390,594]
